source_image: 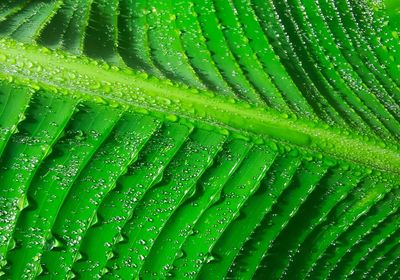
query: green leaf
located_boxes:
[0,0,399,279]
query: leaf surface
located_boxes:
[0,0,399,279]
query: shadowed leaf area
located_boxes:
[0,0,399,279]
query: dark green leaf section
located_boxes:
[0,81,31,156]
[0,90,77,264]
[1,0,400,140]
[0,0,399,279]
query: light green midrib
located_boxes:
[0,38,398,174]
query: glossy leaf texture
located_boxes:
[0,0,399,279]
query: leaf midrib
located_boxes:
[0,38,398,174]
